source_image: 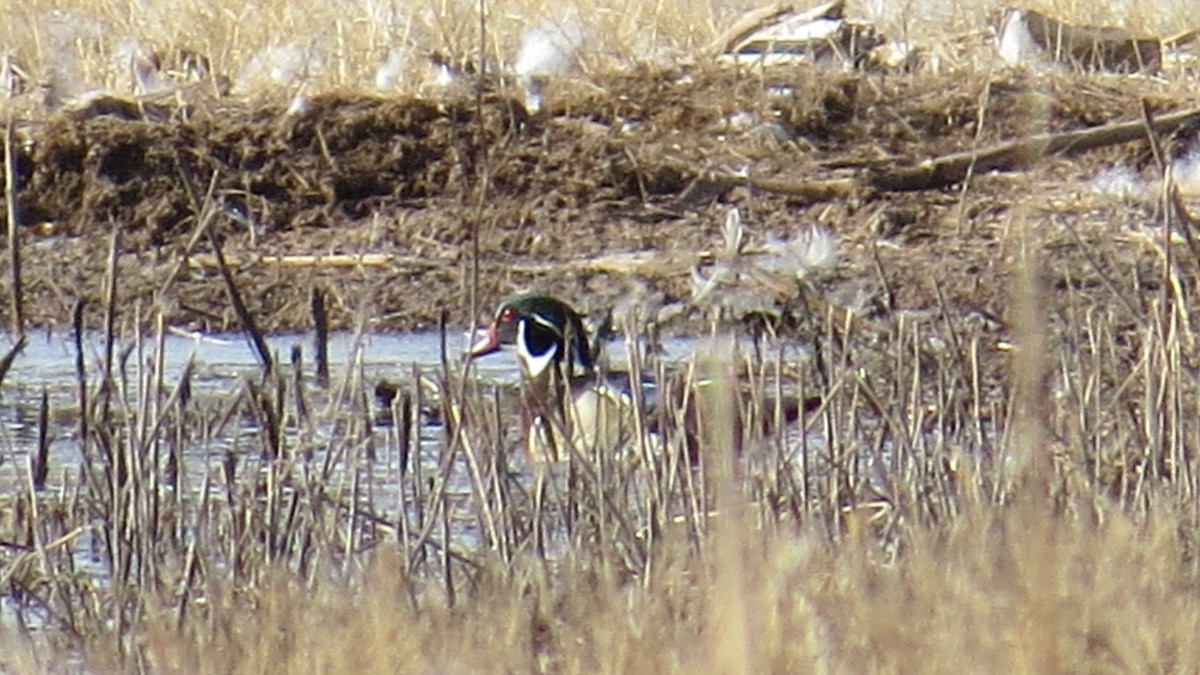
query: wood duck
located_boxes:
[467,293,635,463]
[467,293,817,466]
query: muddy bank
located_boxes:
[0,66,1194,339]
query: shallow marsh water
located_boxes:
[0,328,829,641]
[0,330,710,533]
[1,331,441,481]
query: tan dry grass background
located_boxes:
[1,0,1196,98]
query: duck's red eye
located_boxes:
[499,307,517,323]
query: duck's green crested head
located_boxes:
[468,293,593,378]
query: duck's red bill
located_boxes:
[467,324,501,358]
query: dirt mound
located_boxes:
[1,65,1196,337]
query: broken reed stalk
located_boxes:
[311,287,330,387]
[290,344,311,438]
[0,333,26,386]
[3,113,22,336]
[71,300,92,480]
[1171,186,1200,270]
[205,226,273,373]
[400,312,468,577]
[33,387,49,490]
[389,382,415,565]
[486,387,514,563]
[100,227,120,419]
[456,381,502,556]
[164,355,194,490]
[1143,102,1179,359]
[436,309,459,602]
[407,364,426,573]
[953,79,993,232]
[621,326,662,523]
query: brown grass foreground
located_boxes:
[62,506,1188,673]
[138,502,1200,674]
[7,493,1199,673]
[3,252,1200,673]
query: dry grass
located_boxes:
[4,0,1200,672]
[141,505,1193,674]
[3,0,726,99]
[1,0,1196,100]
[4,210,1200,672]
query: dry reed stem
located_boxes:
[3,113,21,337]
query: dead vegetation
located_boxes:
[1,64,1198,337]
[3,203,1200,671]
[5,0,1200,671]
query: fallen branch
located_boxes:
[508,250,694,277]
[186,252,442,269]
[746,175,857,201]
[707,0,844,57]
[677,105,1200,201]
[868,104,1200,193]
[707,2,797,57]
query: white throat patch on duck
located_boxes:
[516,319,559,379]
[467,292,597,379]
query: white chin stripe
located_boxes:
[518,320,557,378]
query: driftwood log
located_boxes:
[694,104,1200,199]
[870,105,1200,192]
[868,105,1200,192]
